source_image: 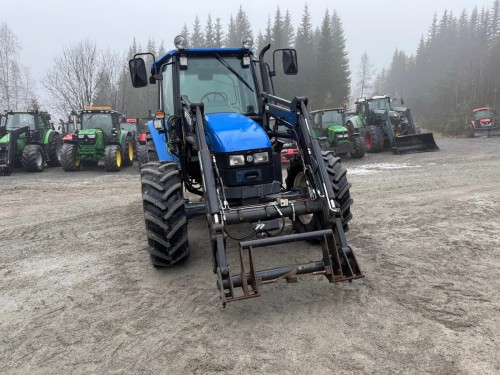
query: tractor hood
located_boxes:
[0,133,9,144]
[79,129,102,135]
[328,124,348,132]
[204,113,271,153]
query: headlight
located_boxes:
[241,36,253,49]
[253,152,269,164]
[229,155,245,166]
[87,134,95,139]
[174,35,187,50]
[78,134,85,139]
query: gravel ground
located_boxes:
[0,137,499,374]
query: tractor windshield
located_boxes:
[475,109,492,119]
[179,56,258,115]
[5,113,35,131]
[81,113,113,133]
[120,123,137,133]
[322,111,343,126]
[368,98,391,111]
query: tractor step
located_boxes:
[217,224,364,305]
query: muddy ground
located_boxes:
[0,137,499,374]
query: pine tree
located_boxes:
[205,14,216,47]
[235,5,253,43]
[191,16,205,47]
[330,10,350,107]
[225,15,239,47]
[214,17,224,47]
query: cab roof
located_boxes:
[152,47,252,73]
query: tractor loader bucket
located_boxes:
[391,132,439,155]
[473,126,500,138]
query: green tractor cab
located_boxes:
[310,108,365,159]
[0,110,62,176]
[60,107,135,172]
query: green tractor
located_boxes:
[0,110,62,176]
[349,95,439,154]
[60,106,135,172]
[310,108,365,159]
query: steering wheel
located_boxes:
[201,92,227,102]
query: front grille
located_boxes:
[77,135,97,145]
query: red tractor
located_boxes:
[468,107,499,137]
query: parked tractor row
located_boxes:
[0,107,155,175]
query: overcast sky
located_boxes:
[1,0,493,96]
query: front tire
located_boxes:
[46,134,62,167]
[365,125,385,152]
[146,134,158,161]
[350,135,365,159]
[61,143,81,171]
[22,144,45,172]
[122,136,134,166]
[104,144,122,172]
[141,162,190,266]
[285,152,353,233]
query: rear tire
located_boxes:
[22,144,45,172]
[141,162,190,266]
[136,143,148,166]
[61,143,81,171]
[365,125,384,152]
[286,152,353,233]
[104,145,122,172]
[350,135,365,159]
[46,134,62,167]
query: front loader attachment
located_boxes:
[391,132,439,155]
[473,125,500,138]
[217,223,363,305]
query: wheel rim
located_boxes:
[293,172,314,225]
[36,150,43,167]
[365,131,372,149]
[56,142,62,162]
[116,149,122,167]
[128,142,133,160]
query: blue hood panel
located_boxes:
[205,113,271,153]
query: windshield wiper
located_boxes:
[214,53,254,93]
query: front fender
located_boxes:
[147,121,174,161]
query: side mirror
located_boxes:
[129,58,149,88]
[46,114,51,121]
[282,49,298,75]
[400,98,405,105]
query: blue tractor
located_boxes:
[128,35,363,304]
